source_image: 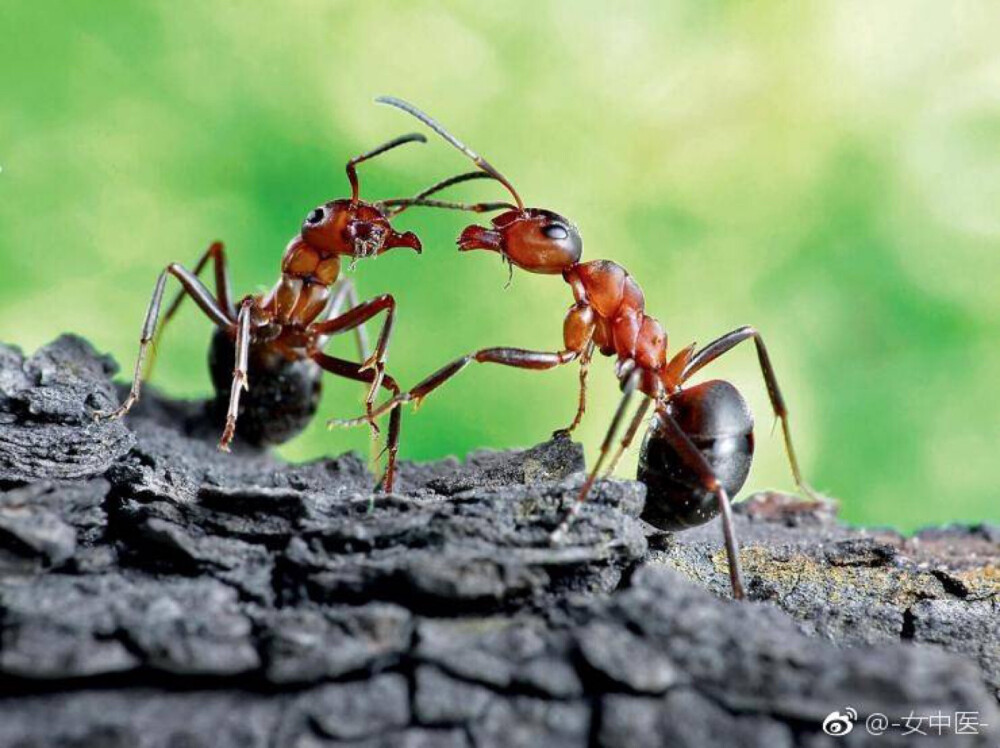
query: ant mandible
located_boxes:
[96,130,490,491]
[334,97,824,596]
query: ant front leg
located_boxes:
[681,326,821,502]
[349,302,595,424]
[555,304,596,436]
[96,263,233,421]
[332,304,594,429]
[331,346,584,428]
[556,340,595,437]
[312,294,396,433]
[218,298,254,452]
[313,352,403,492]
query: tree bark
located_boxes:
[0,335,997,747]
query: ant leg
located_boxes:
[322,281,377,453]
[339,302,594,430]
[148,242,235,381]
[549,369,642,545]
[313,352,403,492]
[556,340,595,436]
[604,395,653,476]
[329,346,582,428]
[312,295,396,431]
[218,299,254,452]
[160,242,235,329]
[325,279,370,361]
[648,409,746,599]
[96,263,232,420]
[681,326,821,502]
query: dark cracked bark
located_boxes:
[0,335,997,748]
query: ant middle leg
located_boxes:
[604,395,653,476]
[96,263,233,421]
[313,352,403,492]
[681,325,821,502]
[549,369,643,544]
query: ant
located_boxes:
[333,97,824,597]
[96,130,491,491]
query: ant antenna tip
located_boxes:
[375,96,525,211]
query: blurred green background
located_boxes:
[2,1,998,530]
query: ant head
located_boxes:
[374,96,582,275]
[301,199,421,259]
[459,208,582,274]
[298,131,428,260]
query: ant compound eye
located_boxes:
[542,223,569,240]
[305,207,326,225]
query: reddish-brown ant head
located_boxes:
[297,130,426,260]
[459,208,582,274]
[301,199,421,259]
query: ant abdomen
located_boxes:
[638,380,754,530]
[208,329,322,447]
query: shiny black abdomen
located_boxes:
[208,328,322,447]
[638,379,754,530]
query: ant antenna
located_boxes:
[381,171,514,216]
[409,171,493,201]
[376,96,525,212]
[346,132,427,203]
[387,197,514,216]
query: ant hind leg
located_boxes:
[647,408,746,599]
[159,242,235,332]
[682,325,822,503]
[96,262,233,421]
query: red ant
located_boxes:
[333,97,824,597]
[96,131,491,491]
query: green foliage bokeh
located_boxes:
[2,1,998,530]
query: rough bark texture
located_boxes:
[0,335,997,747]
